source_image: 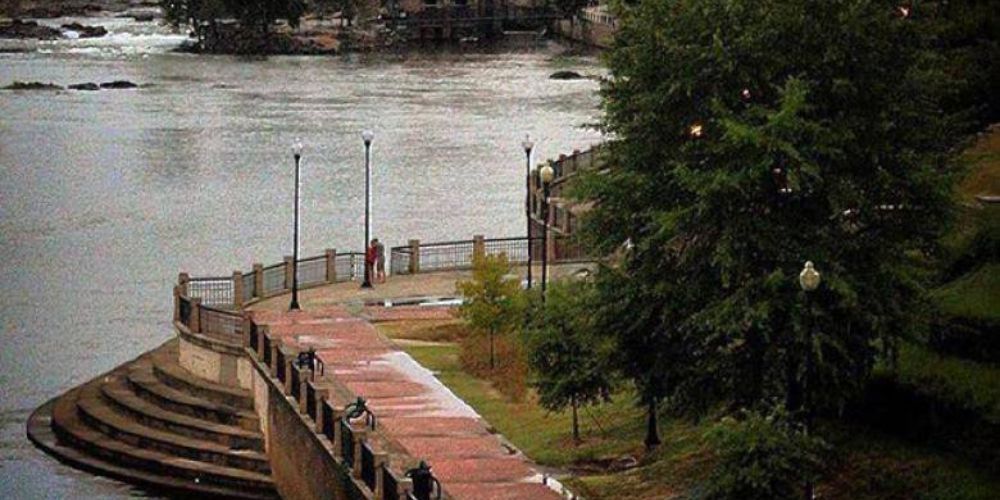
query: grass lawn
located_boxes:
[933,263,1000,321]
[379,320,1000,499]
[958,127,1000,201]
[892,342,1000,422]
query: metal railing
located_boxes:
[242,272,255,303]
[335,252,363,282]
[199,304,242,341]
[262,263,286,297]
[390,247,411,275]
[390,235,592,275]
[187,276,234,308]
[297,256,327,288]
[418,239,476,272]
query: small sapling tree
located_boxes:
[525,279,614,443]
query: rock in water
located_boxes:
[3,81,63,90]
[0,20,62,40]
[549,70,586,80]
[61,23,108,38]
[69,83,101,91]
[99,81,139,89]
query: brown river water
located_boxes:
[0,15,602,498]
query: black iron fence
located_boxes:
[297,256,327,288]
[334,252,364,283]
[186,276,233,308]
[262,263,286,297]
[242,272,255,304]
[390,236,591,275]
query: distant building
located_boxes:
[386,0,551,41]
[554,3,618,48]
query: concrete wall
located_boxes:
[250,354,370,500]
[177,329,252,390]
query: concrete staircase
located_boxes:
[28,340,277,499]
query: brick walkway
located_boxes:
[249,306,568,500]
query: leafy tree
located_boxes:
[577,0,965,442]
[161,0,305,51]
[701,407,826,500]
[524,280,614,443]
[457,253,524,370]
[911,0,1000,131]
[551,0,589,20]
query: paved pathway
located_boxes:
[249,305,567,499]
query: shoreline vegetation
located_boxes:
[0,0,593,56]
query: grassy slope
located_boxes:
[936,127,1000,319]
[957,126,1000,202]
[933,262,1000,320]
[893,342,1000,422]
[381,322,1000,499]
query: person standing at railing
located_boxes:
[374,238,386,283]
[365,240,378,288]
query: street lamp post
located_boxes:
[290,140,304,311]
[539,162,555,299]
[521,135,534,289]
[361,130,374,289]
[798,260,821,500]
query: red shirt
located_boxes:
[365,246,377,264]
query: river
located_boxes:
[0,15,602,498]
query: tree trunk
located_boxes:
[572,396,580,444]
[489,328,495,370]
[644,398,660,449]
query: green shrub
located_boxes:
[699,408,826,500]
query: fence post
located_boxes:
[178,272,189,296]
[325,248,337,283]
[473,234,485,261]
[352,431,368,478]
[283,351,294,393]
[313,388,330,432]
[190,297,202,333]
[257,325,269,359]
[253,263,263,298]
[269,341,281,378]
[173,285,181,322]
[397,478,413,499]
[232,270,243,309]
[299,367,312,414]
[374,453,388,498]
[408,239,420,274]
[241,313,252,349]
[283,256,294,291]
[332,408,344,457]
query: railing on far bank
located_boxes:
[174,249,364,343]
[390,235,591,275]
